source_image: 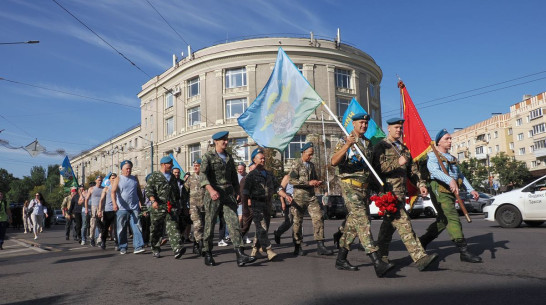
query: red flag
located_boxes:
[398,80,431,206]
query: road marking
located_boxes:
[11,239,49,253]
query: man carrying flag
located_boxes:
[341,98,386,145]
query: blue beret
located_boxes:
[145,173,152,182]
[386,117,405,125]
[193,159,202,165]
[251,148,264,161]
[212,131,229,140]
[160,156,173,164]
[120,160,133,169]
[352,112,370,121]
[249,161,255,167]
[435,129,449,144]
[300,142,314,153]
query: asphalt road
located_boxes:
[1,214,545,305]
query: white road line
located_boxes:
[11,239,49,253]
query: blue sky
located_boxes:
[2,0,546,178]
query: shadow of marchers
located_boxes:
[53,253,116,264]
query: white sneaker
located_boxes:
[134,248,145,254]
[245,237,252,244]
[81,241,85,246]
[34,236,38,240]
[218,239,228,247]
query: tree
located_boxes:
[459,158,489,192]
[0,168,15,194]
[490,152,532,188]
[85,171,106,188]
[30,166,46,187]
[7,177,33,203]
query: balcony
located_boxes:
[534,148,546,158]
[475,153,487,160]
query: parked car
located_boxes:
[420,196,438,218]
[51,209,66,225]
[325,195,347,219]
[369,196,424,219]
[270,199,282,218]
[454,192,475,215]
[484,175,546,228]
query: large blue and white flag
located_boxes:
[341,97,386,145]
[238,47,322,151]
[59,156,79,188]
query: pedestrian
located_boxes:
[141,175,152,248]
[240,162,256,246]
[28,192,48,240]
[372,118,438,271]
[273,174,293,244]
[200,131,256,267]
[173,167,191,243]
[184,159,205,255]
[145,156,185,259]
[98,173,119,250]
[330,112,394,277]
[85,176,104,246]
[61,188,76,240]
[236,162,247,233]
[418,129,482,263]
[289,142,333,256]
[22,200,32,234]
[111,160,146,255]
[80,185,90,245]
[243,148,292,261]
[68,185,85,243]
[0,191,12,250]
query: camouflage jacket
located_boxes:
[61,195,72,211]
[145,171,181,209]
[242,168,280,203]
[333,131,373,183]
[289,158,318,192]
[200,150,240,194]
[184,173,205,207]
[372,138,426,200]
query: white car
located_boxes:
[484,175,546,228]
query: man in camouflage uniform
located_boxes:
[243,148,292,261]
[289,142,333,256]
[184,159,205,256]
[372,118,438,271]
[419,129,482,263]
[331,113,394,277]
[200,131,256,267]
[145,156,185,259]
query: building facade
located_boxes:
[72,36,384,186]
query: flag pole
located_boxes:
[321,111,331,193]
[321,101,384,186]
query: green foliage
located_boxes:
[86,171,107,188]
[264,148,284,182]
[2,165,65,207]
[30,166,46,186]
[0,168,16,194]
[490,152,532,188]
[459,158,489,192]
[7,177,33,203]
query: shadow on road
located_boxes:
[53,253,116,264]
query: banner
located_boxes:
[59,156,79,189]
[341,97,386,145]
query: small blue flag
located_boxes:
[341,97,386,145]
[238,47,323,151]
[101,172,112,187]
[169,153,185,176]
[60,156,79,189]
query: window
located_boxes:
[188,144,201,164]
[228,138,248,161]
[516,118,522,126]
[145,117,148,127]
[476,134,486,142]
[135,156,138,167]
[530,145,534,152]
[166,117,174,136]
[533,123,546,136]
[508,128,513,135]
[295,64,303,73]
[495,145,499,152]
[517,133,524,141]
[225,67,247,88]
[488,147,492,154]
[150,115,154,127]
[150,131,154,142]
[134,138,138,148]
[509,142,514,150]
[529,131,533,138]
[494,131,498,138]
[530,108,543,120]
[284,135,306,159]
[519,148,525,155]
[457,152,465,160]
[487,133,491,141]
[532,161,538,168]
[476,146,484,154]
[534,139,546,150]
[165,92,174,109]
[336,97,351,116]
[188,77,200,97]
[187,106,201,126]
[225,98,247,119]
[369,83,376,97]
[335,68,351,89]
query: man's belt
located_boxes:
[214,184,233,189]
[341,178,367,188]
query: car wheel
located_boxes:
[495,205,522,228]
[409,211,420,219]
[524,221,545,227]
[424,207,436,218]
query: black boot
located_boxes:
[368,251,395,277]
[418,231,436,250]
[335,248,358,271]
[193,241,199,254]
[204,251,215,266]
[454,239,482,263]
[317,240,333,256]
[200,241,205,257]
[274,230,281,245]
[235,247,257,267]
[293,243,305,256]
[100,240,106,250]
[333,230,343,249]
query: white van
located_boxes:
[483,175,546,228]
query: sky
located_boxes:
[2,0,546,178]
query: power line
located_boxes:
[145,0,189,47]
[52,0,153,79]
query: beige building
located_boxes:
[451,91,546,177]
[71,36,384,186]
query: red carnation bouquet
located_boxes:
[370,192,398,216]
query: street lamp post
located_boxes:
[139,136,154,173]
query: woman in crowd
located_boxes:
[22,200,33,234]
[29,193,48,240]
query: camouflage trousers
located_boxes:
[339,182,378,254]
[190,203,205,242]
[202,187,242,251]
[377,204,427,262]
[291,190,324,244]
[150,208,182,253]
[251,201,272,251]
[424,181,464,240]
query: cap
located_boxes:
[212,131,229,140]
[251,148,264,161]
[352,112,370,121]
[386,117,405,125]
[160,156,173,164]
[193,159,202,165]
[300,142,314,153]
[120,160,133,169]
[435,128,449,144]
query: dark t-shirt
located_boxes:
[69,194,82,214]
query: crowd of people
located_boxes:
[2,113,482,277]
